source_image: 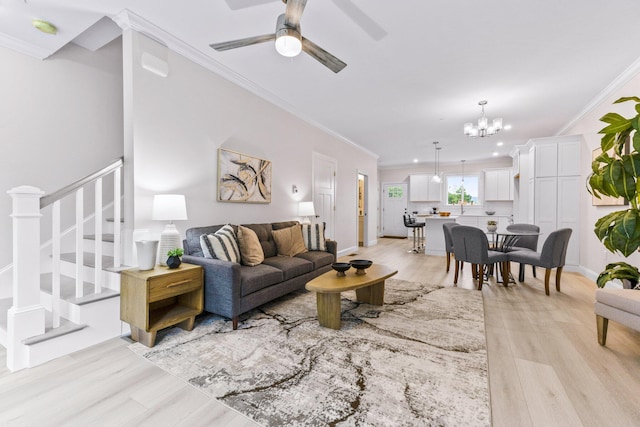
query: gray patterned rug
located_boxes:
[129,279,490,426]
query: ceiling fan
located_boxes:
[210,0,347,73]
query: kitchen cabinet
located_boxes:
[484,168,513,201]
[528,136,581,265]
[409,174,441,201]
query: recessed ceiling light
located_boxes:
[32,19,57,35]
[496,141,504,146]
[492,152,499,156]
[413,158,418,163]
[504,124,512,130]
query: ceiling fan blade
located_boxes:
[301,37,346,73]
[330,0,386,41]
[224,0,276,10]
[210,34,276,51]
[284,0,307,27]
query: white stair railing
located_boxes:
[7,157,124,371]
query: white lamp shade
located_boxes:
[152,194,188,221]
[298,201,315,217]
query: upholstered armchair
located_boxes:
[594,288,640,346]
[442,222,460,273]
[506,223,540,281]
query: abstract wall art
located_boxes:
[218,148,272,203]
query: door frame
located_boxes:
[312,152,337,240]
[381,181,408,237]
[357,171,368,247]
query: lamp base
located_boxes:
[158,223,181,266]
[300,216,312,225]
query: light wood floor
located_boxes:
[1,237,639,426]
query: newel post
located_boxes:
[6,185,45,371]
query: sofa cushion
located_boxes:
[200,225,241,263]
[295,251,334,270]
[272,225,308,257]
[237,225,264,266]
[240,264,284,297]
[241,223,277,258]
[185,224,227,257]
[262,256,313,281]
[301,223,327,251]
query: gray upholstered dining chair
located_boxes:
[508,228,572,296]
[506,223,540,281]
[451,225,510,290]
[442,222,462,273]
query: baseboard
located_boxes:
[337,246,359,257]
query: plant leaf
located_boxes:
[614,96,640,104]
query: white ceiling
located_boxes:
[5,0,640,167]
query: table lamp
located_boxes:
[152,194,188,265]
[298,201,315,225]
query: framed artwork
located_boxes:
[218,148,272,203]
[591,143,628,206]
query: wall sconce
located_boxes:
[292,185,298,194]
[152,194,188,265]
[298,201,315,225]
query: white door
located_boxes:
[313,153,337,240]
[382,183,407,237]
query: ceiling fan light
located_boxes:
[275,33,302,57]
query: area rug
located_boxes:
[129,279,490,426]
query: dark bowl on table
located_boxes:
[332,262,352,276]
[350,259,373,275]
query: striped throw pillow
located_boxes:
[200,224,240,263]
[301,223,326,251]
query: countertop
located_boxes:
[416,214,459,219]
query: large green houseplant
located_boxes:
[588,96,640,288]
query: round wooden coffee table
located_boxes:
[305,264,398,329]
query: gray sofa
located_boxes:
[182,221,337,329]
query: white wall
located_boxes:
[563,73,640,279]
[122,31,378,260]
[0,40,124,285]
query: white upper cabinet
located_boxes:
[534,143,558,177]
[558,140,581,176]
[409,174,441,201]
[484,168,513,201]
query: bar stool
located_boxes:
[403,214,425,253]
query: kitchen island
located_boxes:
[416,215,458,256]
[410,214,511,256]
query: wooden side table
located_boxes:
[120,263,203,347]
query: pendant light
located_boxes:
[431,141,442,183]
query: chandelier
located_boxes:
[464,100,503,138]
[431,141,442,183]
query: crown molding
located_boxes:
[111,10,378,160]
[0,32,52,60]
[557,56,640,135]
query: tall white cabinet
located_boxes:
[528,136,581,267]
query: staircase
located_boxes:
[0,158,128,371]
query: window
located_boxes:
[446,175,480,205]
[387,186,404,198]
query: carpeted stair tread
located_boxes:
[40,273,119,305]
[60,252,115,269]
[83,234,115,242]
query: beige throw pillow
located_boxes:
[272,225,308,257]
[237,225,264,266]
